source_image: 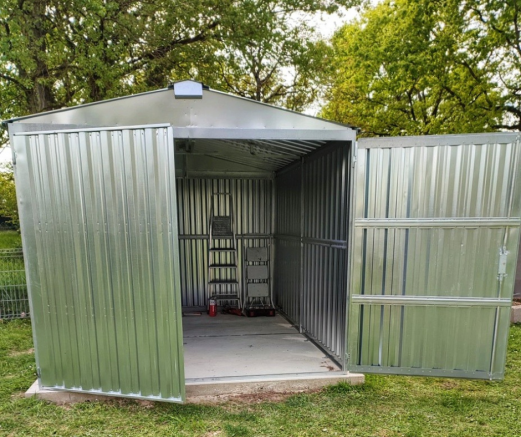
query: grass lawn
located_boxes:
[0,321,519,436]
[0,231,22,250]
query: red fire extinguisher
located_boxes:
[209,299,217,317]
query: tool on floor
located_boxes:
[207,192,242,314]
[223,307,244,316]
[243,246,275,317]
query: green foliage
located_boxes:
[0,0,360,149]
[323,0,505,136]
[1,323,521,435]
[0,164,18,229]
[194,4,335,112]
[463,0,521,130]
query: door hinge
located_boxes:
[345,353,351,363]
[36,368,41,378]
[498,247,508,281]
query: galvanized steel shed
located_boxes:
[5,80,521,402]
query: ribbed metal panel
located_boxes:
[349,134,521,379]
[274,163,302,324]
[301,144,349,359]
[274,163,302,236]
[179,138,327,173]
[303,145,349,242]
[275,143,350,360]
[273,238,301,323]
[176,178,272,306]
[13,127,185,402]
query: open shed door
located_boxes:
[13,125,185,401]
[348,133,521,379]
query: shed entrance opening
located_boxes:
[174,136,352,385]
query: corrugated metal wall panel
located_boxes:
[303,145,348,242]
[302,244,347,360]
[273,238,301,323]
[301,144,349,360]
[273,163,302,323]
[358,143,519,220]
[274,143,350,361]
[350,135,521,379]
[13,127,185,402]
[176,178,272,307]
[177,178,272,236]
[274,163,302,323]
[274,164,302,236]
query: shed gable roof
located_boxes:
[6,80,354,132]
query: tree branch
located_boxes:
[130,20,220,65]
[0,73,28,90]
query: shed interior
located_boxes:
[174,137,351,381]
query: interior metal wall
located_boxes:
[176,178,272,307]
[274,143,350,361]
[302,144,350,360]
[274,163,302,323]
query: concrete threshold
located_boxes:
[185,371,365,399]
[26,372,364,404]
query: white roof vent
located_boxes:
[173,80,203,99]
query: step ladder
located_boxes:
[207,193,242,309]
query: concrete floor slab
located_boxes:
[182,313,295,336]
[25,313,365,404]
[183,314,340,380]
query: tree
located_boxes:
[193,3,334,112]
[0,0,359,147]
[0,164,18,229]
[463,0,521,130]
[322,0,503,136]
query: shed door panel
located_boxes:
[13,126,185,402]
[349,133,521,379]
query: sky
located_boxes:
[0,143,10,165]
[0,6,367,165]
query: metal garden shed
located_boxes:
[4,80,521,403]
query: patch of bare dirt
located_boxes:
[188,388,323,405]
[8,348,34,357]
[135,400,155,409]
[441,381,458,390]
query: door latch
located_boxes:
[498,247,508,281]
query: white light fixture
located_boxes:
[173,80,203,99]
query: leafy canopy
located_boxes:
[322,0,505,136]
[0,0,359,147]
[463,0,521,130]
[0,165,18,229]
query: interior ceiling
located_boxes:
[175,138,328,173]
